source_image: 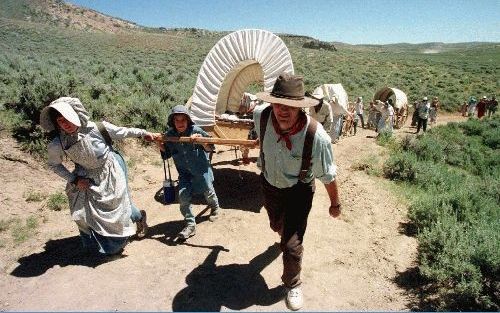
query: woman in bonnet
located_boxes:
[40,97,156,256]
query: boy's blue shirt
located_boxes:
[161,125,214,193]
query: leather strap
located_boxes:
[299,118,317,180]
[259,106,272,174]
[259,106,317,181]
[96,121,114,147]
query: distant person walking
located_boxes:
[487,96,497,117]
[416,96,430,134]
[461,101,468,117]
[355,96,365,128]
[255,74,341,311]
[376,100,393,135]
[367,101,379,129]
[467,96,477,117]
[411,100,420,127]
[429,96,440,125]
[476,96,488,119]
[387,99,395,126]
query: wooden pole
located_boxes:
[159,135,258,147]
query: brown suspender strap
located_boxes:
[299,117,317,181]
[96,121,114,147]
[259,106,317,181]
[259,106,272,174]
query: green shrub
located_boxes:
[11,216,39,244]
[383,151,418,181]
[46,192,67,211]
[351,156,382,176]
[24,190,47,202]
[386,116,500,310]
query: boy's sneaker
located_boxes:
[136,210,148,239]
[285,286,303,311]
[209,208,220,222]
[178,225,196,240]
[135,210,149,239]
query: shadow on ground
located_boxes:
[172,242,284,311]
[9,236,127,277]
[212,167,262,213]
[153,167,263,213]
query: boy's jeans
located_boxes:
[179,185,219,226]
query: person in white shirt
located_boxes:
[355,96,365,128]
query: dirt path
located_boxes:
[0,113,465,311]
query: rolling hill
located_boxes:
[0,0,498,147]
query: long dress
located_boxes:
[377,106,393,134]
[48,121,147,254]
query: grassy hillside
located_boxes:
[0,0,139,31]
[0,0,498,156]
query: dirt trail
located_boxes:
[0,113,465,311]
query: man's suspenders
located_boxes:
[259,106,317,181]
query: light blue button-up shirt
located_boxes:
[254,104,337,189]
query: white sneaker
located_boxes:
[285,286,303,311]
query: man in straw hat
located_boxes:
[254,74,341,311]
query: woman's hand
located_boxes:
[143,132,161,142]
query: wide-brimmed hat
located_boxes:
[256,74,320,108]
[422,96,428,101]
[167,105,194,127]
[482,96,487,99]
[40,98,82,131]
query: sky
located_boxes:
[67,0,500,45]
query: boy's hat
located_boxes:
[167,105,194,127]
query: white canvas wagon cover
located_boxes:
[188,29,295,126]
[373,87,408,110]
[313,84,349,115]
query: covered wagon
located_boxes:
[373,87,408,129]
[185,29,295,144]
